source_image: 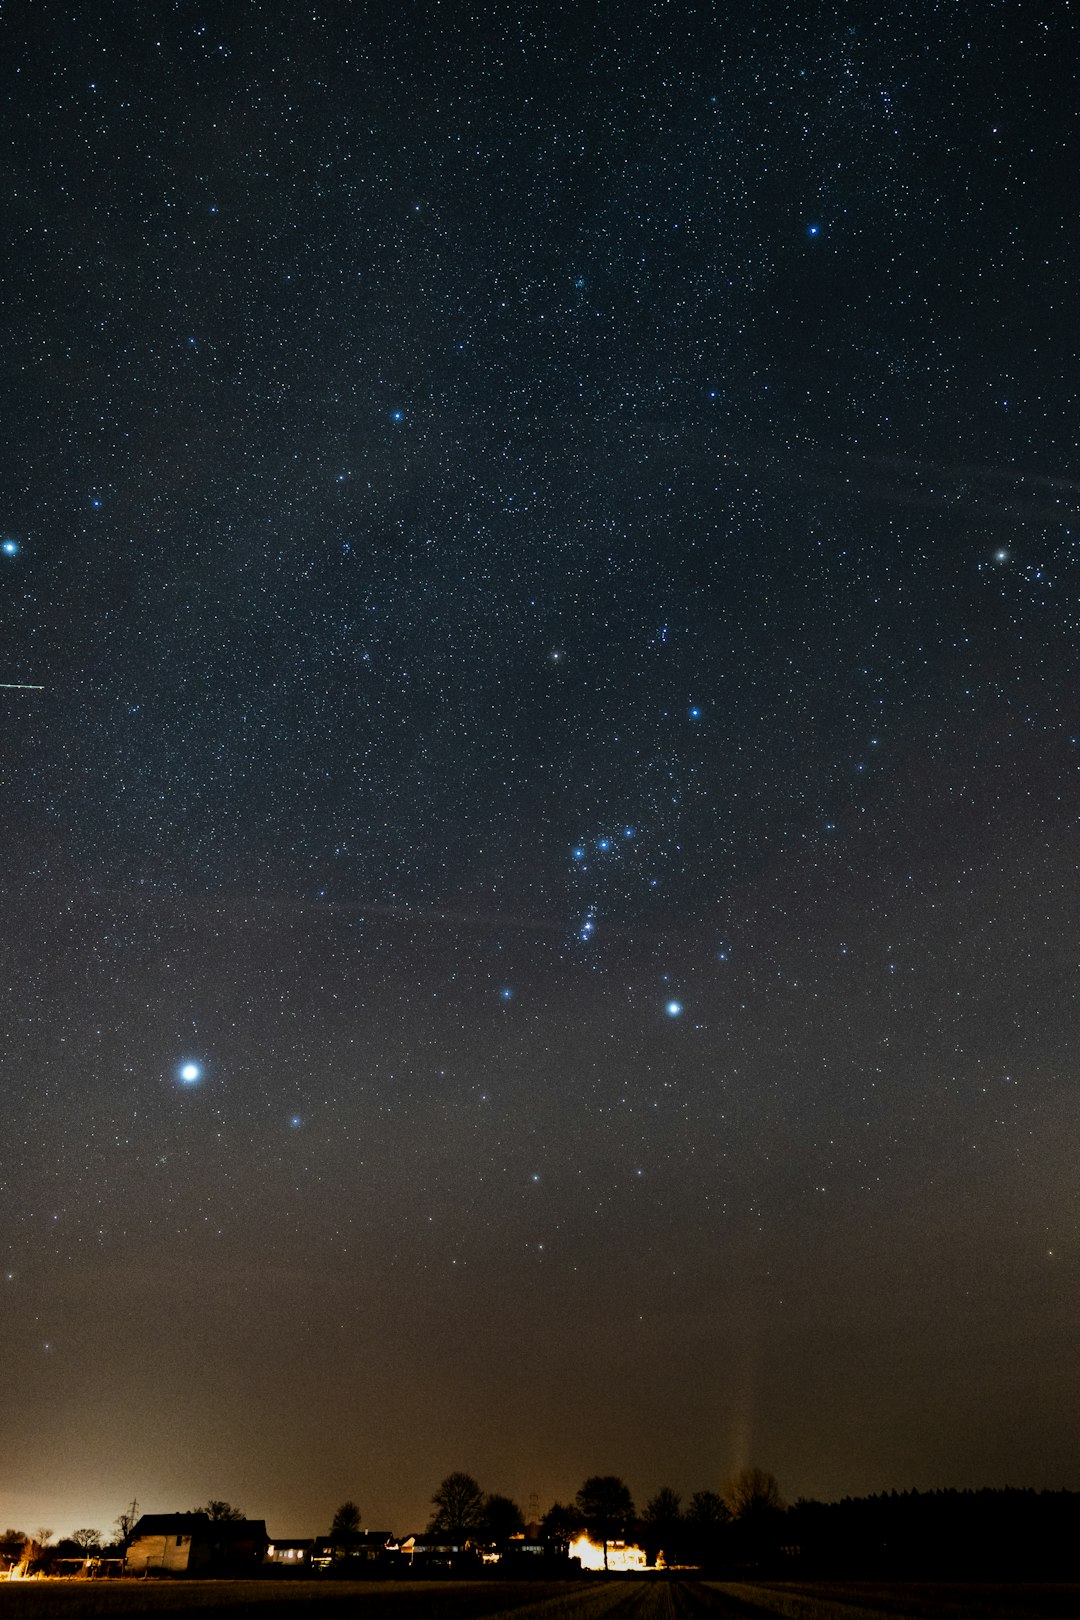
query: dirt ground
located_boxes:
[2,1577,1077,1620]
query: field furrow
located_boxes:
[699,1585,1080,1620]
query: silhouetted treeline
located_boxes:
[784,1487,1080,1579]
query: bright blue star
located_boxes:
[290,1115,302,1128]
[572,846,586,861]
[689,706,701,719]
[806,223,821,238]
[499,986,513,1002]
[623,826,634,839]
[2,540,18,556]
[665,1000,683,1018]
[91,498,101,508]
[390,408,405,423]
[179,1061,201,1084]
[598,837,611,851]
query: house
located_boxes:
[351,1531,396,1563]
[399,1534,466,1567]
[125,1514,268,1576]
[309,1532,395,1570]
[264,1539,313,1568]
[568,1533,647,1572]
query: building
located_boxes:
[399,1534,466,1567]
[125,1514,268,1576]
[264,1539,313,1568]
[568,1533,648,1572]
[308,1531,395,1570]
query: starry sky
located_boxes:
[2,0,1078,1542]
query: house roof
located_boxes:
[131,1515,268,1541]
[130,1514,210,1537]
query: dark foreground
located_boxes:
[1,1579,1078,1620]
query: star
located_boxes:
[665,1000,683,1018]
[2,539,18,556]
[179,1061,202,1084]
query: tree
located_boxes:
[722,1468,784,1519]
[642,1487,682,1564]
[643,1486,681,1526]
[685,1489,730,1565]
[687,1489,729,1526]
[200,1500,245,1522]
[329,1501,362,1548]
[70,1529,102,1554]
[575,1476,634,1571]
[540,1502,579,1548]
[481,1493,524,1544]
[428,1473,486,1543]
[722,1468,785,1565]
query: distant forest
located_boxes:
[779,1489,1080,1578]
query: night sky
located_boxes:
[2,0,1078,1543]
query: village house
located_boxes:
[309,1531,396,1570]
[398,1533,465,1567]
[264,1538,313,1568]
[125,1513,268,1576]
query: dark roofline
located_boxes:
[131,1514,210,1534]
[131,1515,267,1538]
